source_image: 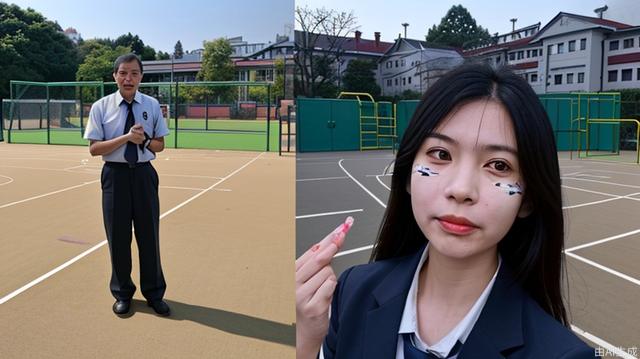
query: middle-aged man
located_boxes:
[84,53,171,317]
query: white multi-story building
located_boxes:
[463,10,639,94]
[378,38,463,96]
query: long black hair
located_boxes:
[371,62,568,326]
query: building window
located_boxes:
[580,38,586,50]
[526,50,531,58]
[509,52,515,61]
[387,79,392,87]
[548,44,555,55]
[408,76,412,84]
[402,77,406,85]
[622,69,632,81]
[517,51,524,60]
[610,40,619,51]
[623,38,634,48]
[638,68,640,81]
[401,59,405,67]
[531,73,538,82]
[496,55,501,63]
[567,73,574,84]
[554,74,562,85]
[532,49,537,57]
[568,40,576,52]
[557,43,564,54]
[578,72,585,83]
[395,78,398,86]
[608,70,618,82]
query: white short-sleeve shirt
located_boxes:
[83,90,170,163]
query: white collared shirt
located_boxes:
[396,244,502,358]
[83,90,169,163]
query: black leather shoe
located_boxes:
[147,300,170,316]
[113,299,131,315]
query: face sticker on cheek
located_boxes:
[414,164,439,177]
[494,182,523,196]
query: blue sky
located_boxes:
[296,0,637,43]
[8,0,294,53]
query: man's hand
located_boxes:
[128,124,145,144]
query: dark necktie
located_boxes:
[402,333,462,359]
[123,101,138,165]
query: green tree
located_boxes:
[76,44,131,81]
[341,59,381,97]
[273,58,285,100]
[156,51,171,60]
[195,38,236,102]
[0,3,78,98]
[115,32,145,55]
[174,40,184,59]
[425,5,491,49]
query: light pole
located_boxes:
[170,53,174,83]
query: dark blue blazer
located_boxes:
[322,247,596,359]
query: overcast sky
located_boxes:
[8,0,294,53]
[295,0,638,43]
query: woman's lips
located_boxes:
[437,215,479,235]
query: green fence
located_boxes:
[539,93,620,152]
[297,93,623,153]
[3,80,279,152]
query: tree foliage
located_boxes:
[341,59,380,97]
[174,40,184,59]
[0,3,78,98]
[295,6,358,98]
[425,5,491,49]
[76,44,131,81]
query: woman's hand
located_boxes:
[296,216,354,359]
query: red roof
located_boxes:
[582,16,633,30]
[512,61,538,70]
[608,52,640,65]
[462,36,535,57]
[234,59,275,67]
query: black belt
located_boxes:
[105,161,151,169]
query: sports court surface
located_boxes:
[297,150,640,358]
[0,142,294,358]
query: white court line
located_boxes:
[0,152,264,305]
[160,185,206,191]
[565,252,640,287]
[565,228,640,253]
[296,176,348,182]
[562,171,582,177]
[365,173,393,177]
[296,209,363,219]
[338,159,387,209]
[0,180,100,209]
[376,175,391,191]
[0,164,223,179]
[571,325,637,359]
[0,175,14,186]
[573,173,611,179]
[563,197,627,209]
[562,176,640,190]
[562,184,618,198]
[589,169,640,177]
[335,244,374,258]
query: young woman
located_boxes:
[296,63,596,358]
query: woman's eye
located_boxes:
[488,160,511,172]
[427,149,451,161]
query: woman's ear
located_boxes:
[517,196,533,218]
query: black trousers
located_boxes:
[101,161,166,301]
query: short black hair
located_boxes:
[113,53,143,74]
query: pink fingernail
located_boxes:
[342,216,354,233]
[311,244,320,252]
